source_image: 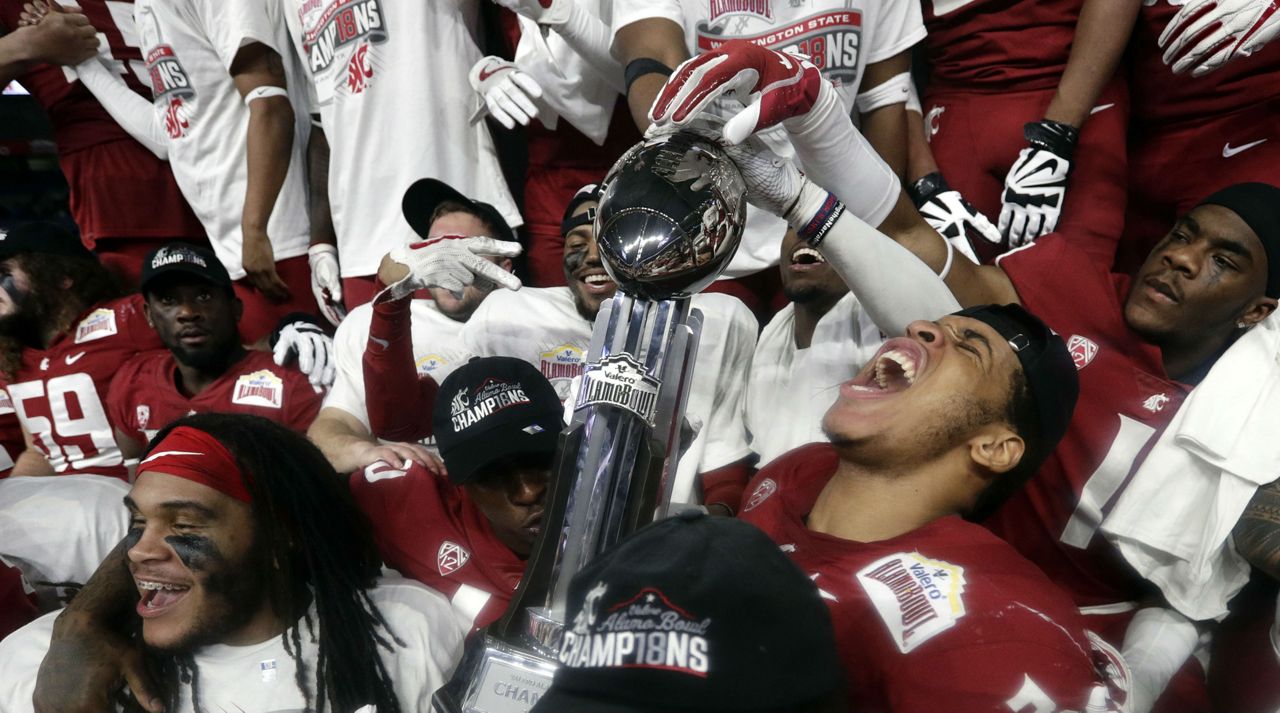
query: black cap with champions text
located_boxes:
[402,178,517,244]
[530,511,844,713]
[0,222,95,263]
[139,243,232,294]
[952,303,1079,474]
[433,356,564,485]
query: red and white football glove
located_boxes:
[1160,0,1280,76]
[381,236,522,301]
[649,39,825,145]
[469,56,544,130]
[307,243,346,326]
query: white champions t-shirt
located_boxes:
[0,577,464,712]
[611,0,925,278]
[461,287,757,505]
[281,0,522,278]
[325,299,472,432]
[745,293,886,467]
[0,475,129,606]
[134,0,311,279]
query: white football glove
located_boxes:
[1160,0,1280,76]
[307,243,345,327]
[272,320,335,387]
[383,236,523,301]
[908,173,993,264]
[999,120,1078,248]
[469,56,544,130]
[490,0,573,25]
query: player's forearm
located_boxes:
[11,447,54,476]
[548,2,623,89]
[364,297,438,442]
[613,18,688,130]
[860,104,908,180]
[306,122,336,248]
[241,96,294,237]
[74,57,169,158]
[1233,480,1280,580]
[0,34,35,85]
[1044,0,1142,128]
[905,107,941,183]
[308,408,379,474]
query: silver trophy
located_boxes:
[445,131,746,713]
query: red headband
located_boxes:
[138,426,252,503]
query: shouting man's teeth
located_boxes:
[792,247,825,265]
[138,581,188,591]
[583,274,613,285]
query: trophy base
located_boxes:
[457,635,558,713]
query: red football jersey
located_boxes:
[7,295,163,479]
[105,350,323,450]
[740,444,1130,712]
[0,561,37,642]
[987,236,1190,611]
[348,460,525,632]
[0,385,24,478]
[922,0,1081,92]
[1129,0,1280,124]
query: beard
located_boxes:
[0,276,55,347]
[168,335,241,373]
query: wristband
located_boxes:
[796,192,846,249]
[907,172,950,207]
[1023,119,1080,160]
[243,85,288,107]
[624,58,673,96]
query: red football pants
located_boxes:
[1117,98,1280,274]
[923,78,1129,268]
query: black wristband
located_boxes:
[1023,119,1080,160]
[907,172,950,207]
[624,58,673,96]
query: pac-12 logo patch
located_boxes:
[857,552,967,653]
[136,405,150,430]
[742,478,777,512]
[437,540,471,575]
[1067,334,1098,370]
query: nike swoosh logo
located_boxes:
[140,450,205,464]
[477,63,507,82]
[65,352,85,365]
[370,336,390,350]
[1090,103,1115,115]
[1223,139,1267,157]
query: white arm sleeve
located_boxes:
[1121,607,1202,713]
[786,181,960,336]
[553,1,622,88]
[73,57,168,159]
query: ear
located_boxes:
[142,299,155,328]
[967,424,1025,476]
[1239,296,1278,329]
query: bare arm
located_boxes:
[307,406,434,474]
[856,50,911,180]
[307,122,335,250]
[1233,479,1280,580]
[232,42,294,302]
[612,17,688,130]
[1043,0,1142,129]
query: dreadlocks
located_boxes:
[139,413,404,713]
[0,252,120,378]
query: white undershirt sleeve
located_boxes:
[73,57,168,159]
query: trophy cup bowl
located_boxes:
[594,130,748,299]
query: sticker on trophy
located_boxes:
[574,353,661,424]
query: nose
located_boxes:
[584,234,601,265]
[174,299,202,321]
[1160,239,1199,278]
[509,470,549,507]
[126,524,173,567]
[905,320,941,345]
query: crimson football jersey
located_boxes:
[348,460,525,632]
[0,386,24,478]
[7,295,163,479]
[740,444,1130,712]
[0,561,37,642]
[987,236,1189,612]
[105,350,323,450]
[1130,0,1280,125]
[922,0,1080,91]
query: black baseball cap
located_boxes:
[433,356,563,485]
[139,243,232,294]
[953,303,1079,473]
[0,222,95,262]
[531,512,844,713]
[402,178,517,244]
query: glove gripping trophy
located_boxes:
[445,131,747,713]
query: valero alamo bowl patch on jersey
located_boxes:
[232,370,284,409]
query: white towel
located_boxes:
[1101,312,1280,621]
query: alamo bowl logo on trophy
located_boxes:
[594,131,747,300]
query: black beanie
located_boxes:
[1198,182,1280,298]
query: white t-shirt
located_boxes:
[0,475,129,605]
[461,287,757,505]
[281,0,522,278]
[610,0,925,278]
[325,299,472,431]
[745,293,886,467]
[0,577,464,712]
[134,0,312,279]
